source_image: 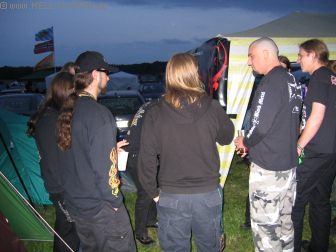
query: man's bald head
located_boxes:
[248,37,281,75]
[250,37,279,57]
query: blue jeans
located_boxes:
[157,188,223,252]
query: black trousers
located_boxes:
[244,194,250,225]
[50,193,80,252]
[128,153,157,237]
[72,203,136,252]
[292,150,336,252]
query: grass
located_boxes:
[25,155,336,251]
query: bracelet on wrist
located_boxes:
[297,144,304,151]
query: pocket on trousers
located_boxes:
[104,206,135,251]
[251,191,280,224]
[158,195,178,209]
[106,230,134,252]
[204,190,222,208]
[157,194,180,239]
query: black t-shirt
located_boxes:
[303,66,336,153]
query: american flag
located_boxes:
[35,27,53,41]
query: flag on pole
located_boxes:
[34,40,54,54]
[34,53,54,71]
[35,27,53,41]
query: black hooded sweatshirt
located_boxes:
[138,95,234,198]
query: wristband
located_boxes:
[297,143,304,151]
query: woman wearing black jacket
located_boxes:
[27,72,80,252]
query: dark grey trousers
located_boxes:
[72,203,136,252]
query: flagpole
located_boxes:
[53,26,56,73]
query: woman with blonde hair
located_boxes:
[138,53,234,251]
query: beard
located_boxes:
[97,79,108,94]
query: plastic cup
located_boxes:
[118,151,129,171]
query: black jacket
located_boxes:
[244,66,302,171]
[138,95,234,198]
[60,96,123,217]
[35,107,63,194]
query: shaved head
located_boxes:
[247,37,281,74]
[249,37,279,58]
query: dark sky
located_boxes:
[0,0,335,66]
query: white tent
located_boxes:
[107,71,140,91]
[45,71,140,91]
[44,72,58,91]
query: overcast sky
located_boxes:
[0,0,335,67]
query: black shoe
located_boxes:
[146,222,159,228]
[136,235,155,245]
[240,222,251,229]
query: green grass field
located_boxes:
[25,156,336,251]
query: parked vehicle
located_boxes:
[98,90,145,140]
[139,82,165,101]
[0,93,44,116]
[0,88,26,95]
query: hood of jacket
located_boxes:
[161,95,212,124]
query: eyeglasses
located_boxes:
[95,69,109,75]
[297,53,310,60]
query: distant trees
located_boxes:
[0,66,34,80]
[0,61,167,81]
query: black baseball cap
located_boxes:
[75,51,113,73]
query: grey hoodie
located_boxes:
[138,95,234,198]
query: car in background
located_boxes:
[139,82,165,101]
[98,90,145,140]
[0,93,44,116]
[0,88,26,95]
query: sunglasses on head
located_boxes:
[95,68,109,75]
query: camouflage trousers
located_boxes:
[249,163,296,252]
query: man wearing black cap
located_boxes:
[57,51,136,252]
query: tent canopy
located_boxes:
[0,109,51,205]
[107,71,140,91]
[45,72,58,90]
[227,12,336,37]
[0,172,52,241]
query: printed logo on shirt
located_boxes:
[292,106,300,114]
[300,104,307,132]
[288,73,303,102]
[247,91,265,138]
[131,106,145,127]
[109,147,120,197]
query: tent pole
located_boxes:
[0,132,35,208]
[0,172,74,252]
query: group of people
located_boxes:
[27,36,335,252]
[235,38,336,252]
[28,51,136,252]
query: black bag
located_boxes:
[189,37,230,108]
